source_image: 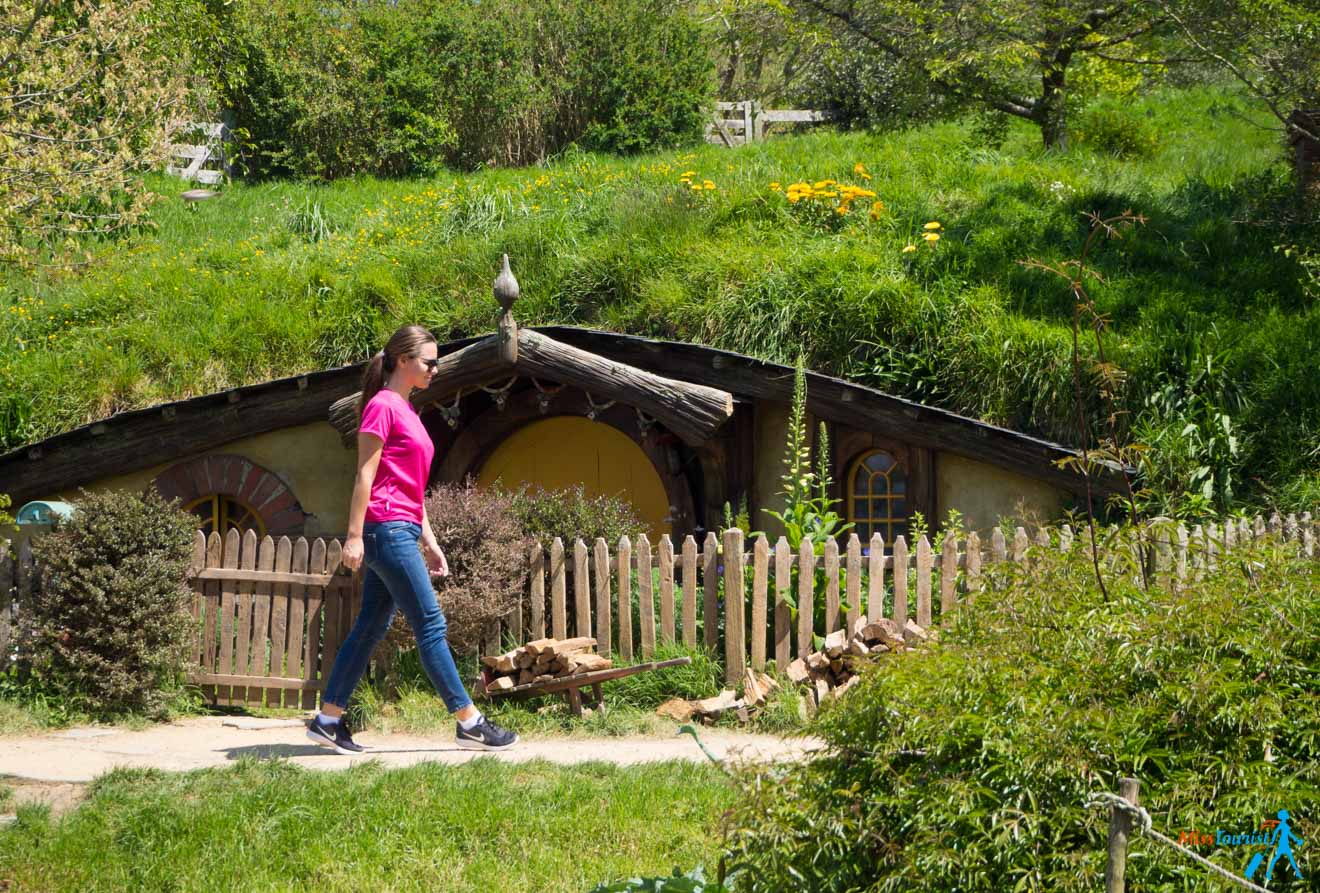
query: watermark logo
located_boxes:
[1178,809,1305,887]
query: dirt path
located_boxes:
[0,717,822,809]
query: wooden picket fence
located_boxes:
[187,529,360,707]
[494,510,1320,684]
[0,511,1314,704]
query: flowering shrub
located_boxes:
[771,165,883,230]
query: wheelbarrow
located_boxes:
[476,656,692,717]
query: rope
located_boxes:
[1085,792,1272,892]
[677,723,734,777]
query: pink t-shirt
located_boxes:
[358,389,436,524]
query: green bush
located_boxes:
[216,0,713,178]
[506,482,648,548]
[26,489,196,717]
[724,536,1320,891]
[1077,99,1160,158]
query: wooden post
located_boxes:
[823,536,840,634]
[773,536,792,668]
[797,538,815,659]
[529,543,545,640]
[750,534,768,671]
[940,534,958,616]
[867,532,885,621]
[892,536,909,626]
[637,534,655,658]
[595,537,612,658]
[1105,778,1141,893]
[551,537,567,640]
[916,536,932,627]
[742,100,754,145]
[964,531,981,602]
[723,528,745,684]
[574,539,591,640]
[702,532,719,652]
[618,535,633,660]
[658,534,675,645]
[845,533,862,633]
[681,535,698,647]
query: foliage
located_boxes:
[0,0,189,267]
[0,492,11,529]
[26,488,196,717]
[2,87,1317,512]
[1162,0,1320,195]
[0,759,737,889]
[409,478,532,655]
[724,533,1320,891]
[591,865,733,893]
[784,0,1171,148]
[507,482,648,549]
[214,0,714,179]
[1076,98,1162,159]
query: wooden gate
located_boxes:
[188,529,360,708]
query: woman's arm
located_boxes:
[419,500,449,577]
[342,432,384,571]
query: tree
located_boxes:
[1161,0,1320,199]
[787,0,1169,148]
[0,0,189,267]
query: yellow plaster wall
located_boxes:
[936,451,1069,534]
[51,422,358,537]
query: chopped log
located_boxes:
[903,620,929,645]
[481,653,518,673]
[824,629,848,657]
[518,669,535,685]
[487,676,515,693]
[847,639,870,657]
[813,678,831,706]
[743,667,765,707]
[693,689,739,716]
[806,652,829,672]
[829,658,844,675]
[559,655,579,675]
[524,638,557,656]
[515,651,535,670]
[656,698,696,722]
[551,636,597,656]
[572,653,612,673]
[787,658,810,685]
[831,675,861,699]
[534,673,555,683]
[861,619,903,648]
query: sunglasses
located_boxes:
[417,357,440,371]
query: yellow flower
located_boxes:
[923,232,941,242]
[869,204,884,221]
[902,244,917,253]
[769,182,782,191]
[787,193,802,203]
[681,170,695,177]
[854,162,867,175]
[703,180,715,189]
[813,179,835,190]
[924,221,942,231]
[835,205,849,215]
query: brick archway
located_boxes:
[152,453,308,536]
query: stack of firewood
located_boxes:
[786,617,932,707]
[481,636,612,692]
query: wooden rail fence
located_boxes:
[1,511,1314,704]
[706,100,832,146]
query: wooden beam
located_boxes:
[536,327,1124,496]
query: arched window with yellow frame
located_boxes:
[846,450,908,545]
[183,494,267,539]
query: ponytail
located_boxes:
[358,325,437,422]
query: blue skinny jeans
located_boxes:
[321,520,473,713]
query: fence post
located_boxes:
[723,528,746,684]
[1105,777,1141,893]
[742,100,754,145]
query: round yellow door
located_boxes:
[475,416,672,541]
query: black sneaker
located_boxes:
[306,715,366,755]
[455,715,519,751]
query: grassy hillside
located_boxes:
[1,85,1316,512]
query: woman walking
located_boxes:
[307,324,518,753]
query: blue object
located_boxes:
[15,500,76,526]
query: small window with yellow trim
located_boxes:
[183,494,266,538]
[846,450,908,546]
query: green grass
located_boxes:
[0,758,736,891]
[3,84,1317,510]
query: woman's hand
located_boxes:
[343,534,365,572]
[424,541,449,577]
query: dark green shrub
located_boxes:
[27,489,196,717]
[215,0,713,179]
[506,482,648,548]
[1078,99,1160,159]
[724,536,1320,891]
